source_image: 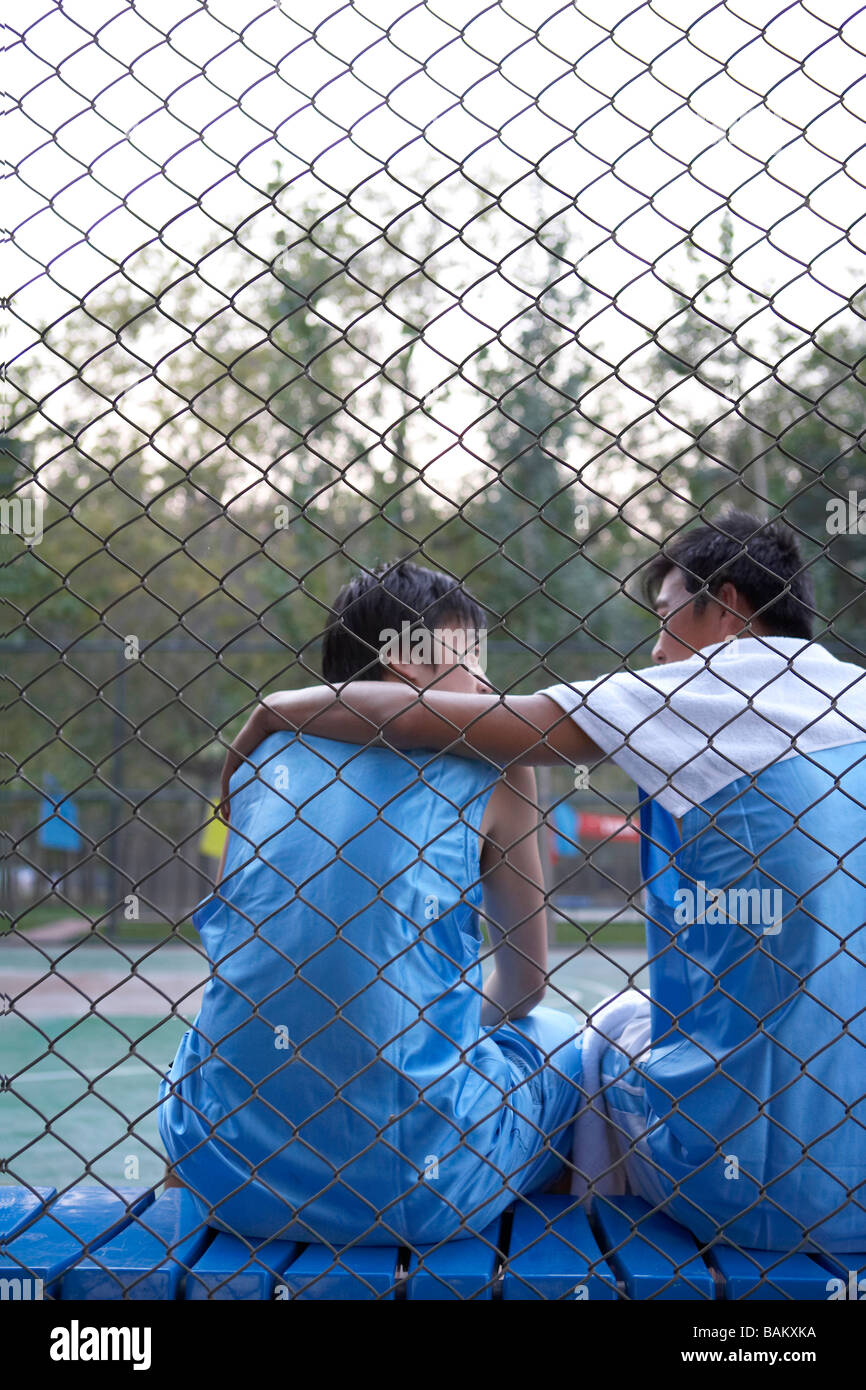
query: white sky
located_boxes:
[6,0,866,501]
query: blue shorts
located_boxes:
[485,1004,586,1194]
[160,1003,587,1244]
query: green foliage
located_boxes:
[5,189,864,856]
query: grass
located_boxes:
[6,904,646,950]
[551,916,645,948]
[3,902,100,931]
[3,902,198,943]
[101,921,200,944]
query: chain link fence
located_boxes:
[4,0,866,1299]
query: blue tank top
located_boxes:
[158,732,548,1245]
[637,741,866,1251]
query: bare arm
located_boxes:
[478,765,549,1026]
[219,683,602,821]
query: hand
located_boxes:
[218,703,273,823]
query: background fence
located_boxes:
[4,0,866,1297]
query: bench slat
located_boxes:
[503,1196,618,1300]
[592,1196,714,1300]
[405,1222,501,1301]
[185,1232,300,1300]
[709,1245,836,1300]
[60,1189,212,1300]
[2,1183,857,1300]
[0,1186,154,1292]
[0,1187,56,1243]
[280,1244,400,1300]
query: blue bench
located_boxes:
[1,1185,861,1300]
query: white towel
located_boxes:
[542,636,866,819]
[569,988,652,1199]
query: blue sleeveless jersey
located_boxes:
[158,733,578,1245]
[635,742,866,1251]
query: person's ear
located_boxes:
[381,656,422,687]
[713,581,753,635]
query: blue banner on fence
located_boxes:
[38,778,83,851]
[550,801,578,857]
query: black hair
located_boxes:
[321,559,487,683]
[642,509,815,640]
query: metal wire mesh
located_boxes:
[4,0,866,1300]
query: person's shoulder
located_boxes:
[786,638,866,674]
[731,636,866,683]
[255,730,300,755]
[255,730,364,764]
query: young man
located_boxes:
[160,561,584,1246]
[222,512,866,1253]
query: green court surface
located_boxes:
[4,937,646,1189]
[6,1011,188,1189]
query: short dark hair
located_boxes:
[321,559,487,683]
[642,509,815,640]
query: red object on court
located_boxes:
[576,813,640,842]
